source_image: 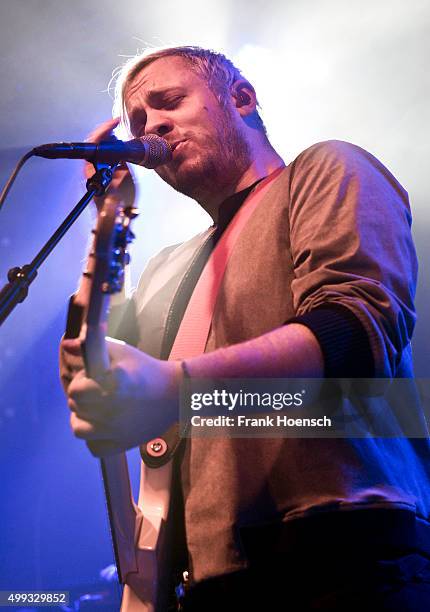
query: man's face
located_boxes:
[124,56,252,203]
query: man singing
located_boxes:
[60,46,430,610]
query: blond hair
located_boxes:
[112,45,266,136]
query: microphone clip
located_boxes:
[86,163,119,197]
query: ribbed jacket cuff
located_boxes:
[287,304,375,377]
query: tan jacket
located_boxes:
[68,140,430,582]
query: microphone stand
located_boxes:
[0,163,118,327]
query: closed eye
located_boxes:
[128,94,185,136]
[162,96,185,110]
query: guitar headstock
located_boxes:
[82,196,139,378]
[100,205,139,295]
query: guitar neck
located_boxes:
[78,205,140,585]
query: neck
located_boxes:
[200,144,285,223]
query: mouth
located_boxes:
[171,140,187,152]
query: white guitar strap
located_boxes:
[169,165,285,360]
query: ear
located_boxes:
[231,80,257,117]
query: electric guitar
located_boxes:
[76,192,173,611]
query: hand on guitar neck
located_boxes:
[61,335,182,456]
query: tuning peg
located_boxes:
[126,207,139,219]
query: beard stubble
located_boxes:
[157,105,253,206]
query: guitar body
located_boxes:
[77,194,173,611]
[121,460,172,612]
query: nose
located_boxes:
[144,111,173,138]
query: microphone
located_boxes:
[32,134,172,169]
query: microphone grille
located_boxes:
[141,134,172,168]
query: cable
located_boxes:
[0,150,34,213]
